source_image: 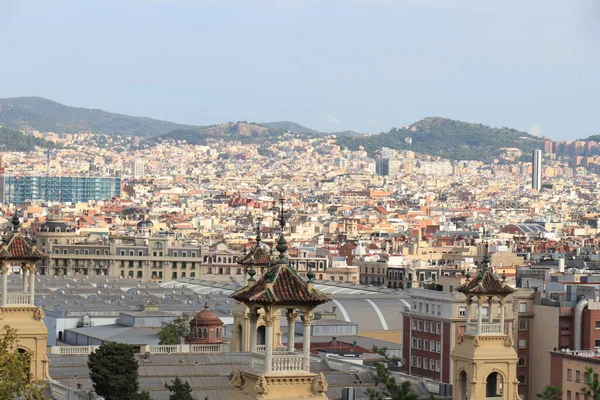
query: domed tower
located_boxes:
[189,304,224,344]
[0,212,50,381]
[451,246,520,400]
[137,218,154,237]
[228,196,332,400]
[231,218,282,352]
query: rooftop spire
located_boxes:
[255,216,263,245]
[482,241,490,270]
[11,209,20,233]
[278,191,286,232]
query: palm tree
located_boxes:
[537,385,562,400]
[582,367,600,400]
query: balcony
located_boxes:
[250,351,306,374]
[467,322,503,335]
[6,294,31,306]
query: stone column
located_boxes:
[287,309,297,353]
[499,298,505,333]
[249,309,258,353]
[22,264,29,294]
[476,296,483,334]
[29,265,36,306]
[465,297,472,325]
[302,312,314,372]
[488,297,494,323]
[264,312,274,374]
[1,263,8,306]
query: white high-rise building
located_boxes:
[133,159,145,178]
[532,149,542,190]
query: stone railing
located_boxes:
[467,322,503,335]
[271,353,304,372]
[251,352,266,371]
[50,346,100,355]
[145,344,225,354]
[256,345,266,352]
[6,294,31,305]
[48,380,99,400]
[50,344,225,356]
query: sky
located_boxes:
[0,0,598,140]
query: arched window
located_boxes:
[216,328,221,339]
[202,328,208,339]
[154,242,163,250]
[217,256,222,263]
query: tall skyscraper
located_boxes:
[532,149,542,191]
[133,159,145,178]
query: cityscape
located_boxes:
[1,1,599,400]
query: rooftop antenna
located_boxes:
[255,216,263,245]
[278,191,286,232]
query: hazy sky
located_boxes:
[0,0,598,140]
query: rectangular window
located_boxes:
[437,305,441,315]
[567,369,572,381]
[75,249,80,255]
[435,360,440,372]
[429,359,434,371]
[576,370,580,382]
[139,251,143,256]
[95,250,100,255]
[191,252,196,257]
[417,320,423,331]
[129,250,134,256]
[120,250,125,256]
[423,339,429,350]
[423,358,428,370]
[425,304,429,313]
[416,357,421,368]
[424,322,429,333]
[518,339,526,348]
[518,375,526,384]
[411,356,417,367]
[417,339,422,349]
[481,307,489,317]
[412,320,417,330]
[518,357,526,367]
[519,320,527,330]
[430,341,435,352]
[173,251,178,257]
[182,252,187,257]
[436,323,441,334]
[436,342,441,353]
[430,322,435,332]
[567,390,571,400]
[63,249,68,254]
[595,339,600,348]
[519,302,527,313]
[412,337,417,348]
[596,320,600,329]
[84,249,89,255]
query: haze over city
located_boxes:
[1,0,599,139]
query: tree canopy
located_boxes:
[88,342,143,400]
[165,377,194,400]
[0,325,47,400]
[367,362,418,400]
[0,127,59,152]
[158,317,188,345]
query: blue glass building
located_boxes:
[0,175,121,205]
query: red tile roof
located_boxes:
[456,269,515,297]
[231,263,331,306]
[0,234,48,261]
[236,246,273,267]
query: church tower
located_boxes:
[451,251,521,400]
[228,197,332,400]
[0,213,50,380]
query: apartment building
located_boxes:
[401,276,535,400]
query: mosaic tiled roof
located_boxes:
[0,233,48,262]
[236,246,273,267]
[231,263,331,306]
[456,269,515,297]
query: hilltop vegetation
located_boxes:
[336,117,544,161]
[0,97,193,136]
[152,122,294,145]
[0,126,60,151]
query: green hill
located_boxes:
[336,117,544,162]
[153,122,289,145]
[261,121,320,135]
[0,126,60,151]
[0,97,193,136]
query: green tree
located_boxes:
[583,367,600,400]
[537,385,562,400]
[372,345,401,363]
[158,317,188,345]
[165,377,194,400]
[367,362,418,400]
[0,325,48,400]
[88,342,142,400]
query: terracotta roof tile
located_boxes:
[456,269,515,297]
[231,263,331,306]
[0,234,48,261]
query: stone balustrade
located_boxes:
[50,343,226,355]
[6,293,31,305]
